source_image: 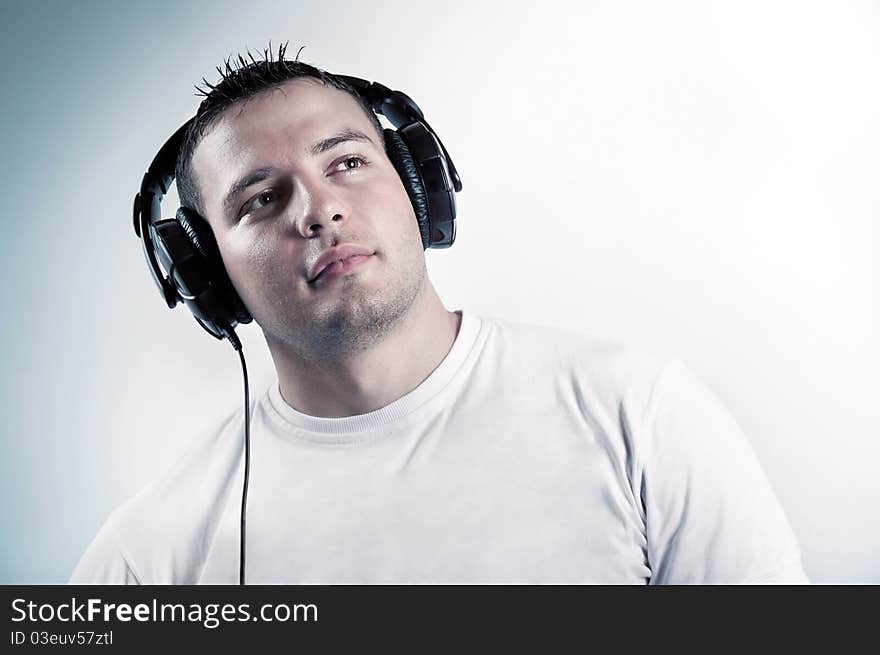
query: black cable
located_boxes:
[218,322,250,586]
[236,345,250,586]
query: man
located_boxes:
[71,47,808,584]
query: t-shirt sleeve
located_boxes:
[639,359,808,584]
[68,516,141,585]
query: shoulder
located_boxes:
[474,312,671,403]
[72,400,254,584]
[68,515,140,584]
[465,313,768,473]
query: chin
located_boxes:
[264,259,424,355]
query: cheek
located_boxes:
[368,176,421,240]
[217,231,282,300]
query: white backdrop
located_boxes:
[0,0,876,583]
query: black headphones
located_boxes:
[132,73,463,342]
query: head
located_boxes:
[177,45,429,361]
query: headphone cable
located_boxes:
[218,322,250,586]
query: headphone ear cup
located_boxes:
[384,128,431,250]
[175,207,252,324]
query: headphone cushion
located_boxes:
[175,207,252,324]
[384,128,430,249]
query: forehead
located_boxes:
[191,78,378,210]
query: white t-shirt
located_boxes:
[70,311,808,584]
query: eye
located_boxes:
[240,189,277,218]
[331,155,369,174]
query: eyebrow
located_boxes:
[309,128,374,156]
[221,128,377,216]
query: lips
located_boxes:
[307,243,375,283]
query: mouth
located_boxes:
[307,244,376,285]
[308,254,373,284]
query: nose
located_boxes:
[292,177,348,238]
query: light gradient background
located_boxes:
[1,0,876,583]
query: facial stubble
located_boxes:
[264,253,427,365]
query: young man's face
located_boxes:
[191,78,427,355]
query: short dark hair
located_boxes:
[174,43,384,217]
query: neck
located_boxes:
[267,285,461,418]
